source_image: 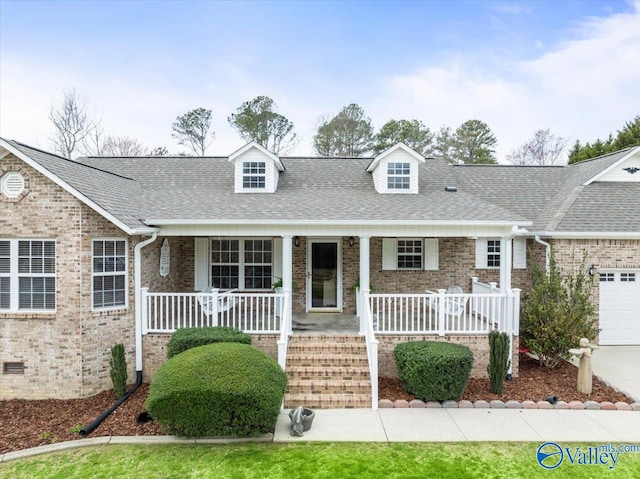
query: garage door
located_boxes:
[599,270,640,345]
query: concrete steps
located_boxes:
[284,335,371,409]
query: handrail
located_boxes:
[277,289,291,370]
[361,289,379,410]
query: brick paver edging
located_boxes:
[379,399,640,410]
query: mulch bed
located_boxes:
[0,354,634,454]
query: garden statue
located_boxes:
[569,338,598,394]
[289,406,315,437]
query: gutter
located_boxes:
[78,232,158,437]
[534,235,551,273]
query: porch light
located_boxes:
[348,236,355,247]
[294,237,300,247]
[588,264,595,276]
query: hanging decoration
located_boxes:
[160,238,170,277]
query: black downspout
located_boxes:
[79,370,143,437]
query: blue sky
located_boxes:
[1,0,639,161]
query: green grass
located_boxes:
[1,442,639,478]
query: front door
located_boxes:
[307,239,342,311]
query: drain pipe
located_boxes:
[79,232,158,437]
[534,235,551,274]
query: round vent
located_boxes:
[1,172,26,198]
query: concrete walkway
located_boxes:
[274,408,640,443]
[591,346,640,401]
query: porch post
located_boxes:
[282,235,293,326]
[500,237,512,293]
[359,235,370,334]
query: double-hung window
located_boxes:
[0,239,56,311]
[387,162,410,190]
[242,162,266,189]
[211,239,272,290]
[92,240,127,309]
[397,239,423,269]
[487,240,501,268]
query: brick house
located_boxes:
[1,138,638,407]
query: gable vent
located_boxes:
[1,172,25,198]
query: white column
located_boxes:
[359,236,370,333]
[282,235,293,322]
[500,237,512,293]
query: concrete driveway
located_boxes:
[591,346,640,401]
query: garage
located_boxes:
[599,270,640,345]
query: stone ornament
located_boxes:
[569,338,598,394]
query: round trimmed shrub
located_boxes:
[394,341,474,402]
[166,326,251,358]
[147,342,287,437]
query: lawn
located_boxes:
[2,442,639,478]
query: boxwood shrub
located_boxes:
[166,326,251,358]
[394,341,474,402]
[146,342,287,437]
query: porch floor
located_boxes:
[292,313,359,334]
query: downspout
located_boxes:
[534,235,551,273]
[79,232,158,437]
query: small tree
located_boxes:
[172,107,215,156]
[109,343,128,398]
[487,331,510,394]
[521,251,598,369]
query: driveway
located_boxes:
[591,346,640,401]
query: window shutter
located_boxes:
[272,237,283,282]
[513,237,527,269]
[424,238,439,271]
[194,238,210,291]
[475,238,488,269]
[382,238,397,270]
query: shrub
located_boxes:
[146,342,287,437]
[521,251,598,369]
[109,343,128,399]
[487,331,510,394]
[166,326,251,358]
[394,341,473,402]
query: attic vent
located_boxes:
[444,186,457,192]
[3,362,25,374]
[1,172,25,198]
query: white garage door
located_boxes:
[599,270,640,345]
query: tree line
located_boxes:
[48,89,639,165]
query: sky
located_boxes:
[1,0,639,162]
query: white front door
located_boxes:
[599,270,640,345]
[307,239,342,312]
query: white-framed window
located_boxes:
[0,239,56,311]
[487,240,501,268]
[387,162,410,190]
[242,162,266,189]
[397,239,422,269]
[211,238,272,290]
[381,238,439,271]
[92,239,127,309]
[475,238,503,269]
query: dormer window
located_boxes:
[243,162,266,189]
[387,162,410,190]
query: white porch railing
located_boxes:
[277,290,292,370]
[142,289,287,334]
[360,289,379,410]
[368,287,520,335]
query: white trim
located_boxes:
[91,238,129,311]
[366,142,425,172]
[144,218,531,227]
[228,141,285,171]
[306,238,342,312]
[582,146,640,185]
[532,231,640,239]
[0,140,155,235]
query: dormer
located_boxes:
[366,143,425,194]
[229,141,285,193]
[582,146,640,185]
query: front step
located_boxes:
[284,335,371,409]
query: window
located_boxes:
[211,239,272,290]
[599,272,615,282]
[621,272,636,282]
[93,240,127,309]
[487,240,501,268]
[242,162,266,189]
[387,162,410,189]
[0,239,56,311]
[397,239,422,269]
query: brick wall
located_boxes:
[0,153,136,399]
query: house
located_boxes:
[1,138,639,407]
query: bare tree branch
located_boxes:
[507,129,567,165]
[49,89,98,159]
